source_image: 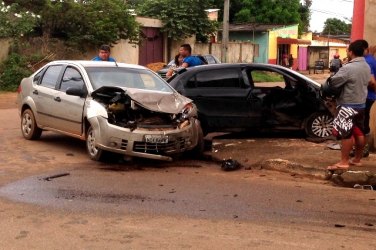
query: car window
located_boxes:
[250,70,291,88]
[33,69,44,84]
[39,65,63,89]
[205,56,216,64]
[85,67,174,93]
[60,67,85,92]
[189,68,243,88]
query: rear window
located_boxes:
[85,67,174,93]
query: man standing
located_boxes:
[179,44,203,68]
[327,40,370,170]
[92,44,116,62]
[362,42,376,144]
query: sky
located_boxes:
[309,0,354,32]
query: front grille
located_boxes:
[120,139,128,150]
[133,137,186,154]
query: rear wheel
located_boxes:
[305,112,334,138]
[21,109,42,140]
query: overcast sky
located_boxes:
[309,0,354,32]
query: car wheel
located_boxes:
[21,109,42,140]
[86,125,106,161]
[305,112,334,138]
[189,125,205,158]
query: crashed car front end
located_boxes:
[86,86,201,161]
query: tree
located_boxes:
[38,0,139,48]
[234,0,301,25]
[298,0,312,34]
[322,18,351,35]
[137,0,217,42]
[0,1,39,38]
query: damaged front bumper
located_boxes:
[88,116,201,161]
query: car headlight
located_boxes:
[181,103,195,119]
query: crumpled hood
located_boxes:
[92,86,192,114]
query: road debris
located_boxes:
[42,173,70,181]
[221,159,241,171]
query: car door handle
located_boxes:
[54,96,61,102]
[33,90,38,95]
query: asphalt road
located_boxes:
[1,93,376,249]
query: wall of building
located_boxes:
[229,32,268,63]
[268,24,299,65]
[365,0,376,44]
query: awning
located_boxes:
[277,37,311,45]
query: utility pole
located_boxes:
[221,0,229,63]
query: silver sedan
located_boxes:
[17,60,203,161]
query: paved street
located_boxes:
[0,91,376,249]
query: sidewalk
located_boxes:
[204,134,376,188]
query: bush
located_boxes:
[0,53,33,91]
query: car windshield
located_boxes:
[85,67,174,93]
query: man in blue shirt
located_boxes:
[363,42,376,136]
[179,44,203,68]
[92,44,116,62]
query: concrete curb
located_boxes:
[207,152,376,188]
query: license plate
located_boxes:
[145,135,169,144]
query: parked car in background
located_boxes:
[17,61,203,161]
[168,63,333,138]
[157,54,221,79]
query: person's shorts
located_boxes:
[345,108,365,139]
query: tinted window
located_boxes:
[193,69,243,88]
[60,67,84,92]
[40,65,63,89]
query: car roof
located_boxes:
[47,60,147,70]
[170,63,321,88]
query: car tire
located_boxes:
[189,125,205,158]
[86,125,107,161]
[305,112,334,138]
[21,109,42,140]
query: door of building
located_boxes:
[298,46,308,71]
[138,27,164,66]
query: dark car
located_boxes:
[157,54,221,79]
[168,63,333,138]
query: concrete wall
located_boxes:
[365,0,376,44]
[0,39,11,63]
[229,32,268,63]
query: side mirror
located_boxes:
[66,87,85,97]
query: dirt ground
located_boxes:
[1,90,376,249]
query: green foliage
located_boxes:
[39,0,139,48]
[234,0,301,25]
[0,53,33,91]
[0,1,39,38]
[298,0,312,34]
[322,18,351,35]
[137,0,218,42]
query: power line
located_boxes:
[311,9,352,21]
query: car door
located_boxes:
[180,67,261,130]
[52,66,87,135]
[33,64,64,128]
[247,66,305,127]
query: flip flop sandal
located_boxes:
[349,159,362,167]
[327,164,349,170]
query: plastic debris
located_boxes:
[221,159,241,171]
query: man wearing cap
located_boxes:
[92,44,116,62]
